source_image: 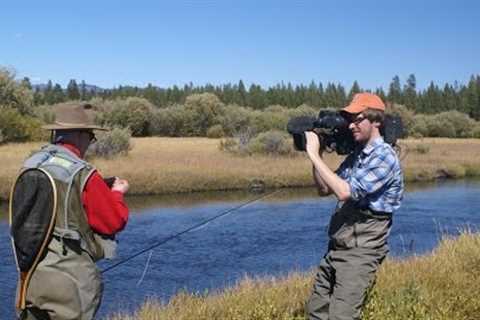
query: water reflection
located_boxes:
[125,178,475,213]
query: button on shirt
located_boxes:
[335,137,404,213]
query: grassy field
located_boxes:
[1,137,480,203]
[109,231,480,320]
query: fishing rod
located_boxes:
[101,188,280,274]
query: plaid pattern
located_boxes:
[336,137,404,213]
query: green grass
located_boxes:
[110,232,480,320]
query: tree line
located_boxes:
[26,74,480,120]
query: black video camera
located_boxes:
[287,110,404,155]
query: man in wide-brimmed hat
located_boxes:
[12,102,129,320]
[304,93,404,320]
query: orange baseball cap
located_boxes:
[342,92,385,114]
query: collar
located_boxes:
[57,143,82,158]
[361,136,384,156]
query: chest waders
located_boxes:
[9,145,105,318]
[328,200,392,250]
[307,200,392,320]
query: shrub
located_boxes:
[0,108,45,142]
[102,97,154,136]
[413,144,430,154]
[33,105,56,124]
[435,111,475,138]
[248,130,294,155]
[472,124,480,138]
[389,104,415,137]
[0,68,34,115]
[409,114,430,138]
[219,127,256,155]
[427,116,456,138]
[150,105,192,136]
[287,104,318,118]
[249,107,290,134]
[183,93,225,136]
[206,125,225,138]
[217,104,252,136]
[87,127,132,159]
[220,129,294,156]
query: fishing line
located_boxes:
[101,189,280,274]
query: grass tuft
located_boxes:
[109,232,480,320]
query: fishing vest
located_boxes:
[22,144,105,261]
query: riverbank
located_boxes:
[108,231,480,320]
[1,137,480,202]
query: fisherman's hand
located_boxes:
[112,178,129,194]
[305,131,322,159]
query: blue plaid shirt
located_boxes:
[335,137,404,213]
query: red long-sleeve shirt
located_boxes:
[60,143,129,235]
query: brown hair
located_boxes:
[362,108,385,126]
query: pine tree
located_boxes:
[21,77,32,90]
[348,81,361,101]
[80,80,88,101]
[52,84,66,103]
[67,79,80,100]
[403,74,417,110]
[44,80,54,105]
[388,75,402,104]
[237,80,247,106]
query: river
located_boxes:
[1,179,479,319]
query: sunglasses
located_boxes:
[83,131,97,143]
[349,114,368,126]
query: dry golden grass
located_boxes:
[1,137,480,202]
[109,232,480,320]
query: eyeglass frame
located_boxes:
[349,113,369,126]
[81,130,97,143]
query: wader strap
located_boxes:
[357,208,392,220]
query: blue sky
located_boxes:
[1,1,478,91]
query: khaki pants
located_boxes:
[20,237,103,320]
[306,247,386,320]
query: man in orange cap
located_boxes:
[10,102,129,320]
[304,93,404,320]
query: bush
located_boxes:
[183,93,225,136]
[413,144,430,154]
[472,124,480,138]
[287,104,318,118]
[219,127,256,155]
[206,125,225,138]
[220,130,294,156]
[425,114,457,138]
[248,130,294,155]
[217,104,252,136]
[150,105,192,136]
[434,111,475,138]
[101,97,154,136]
[33,105,56,124]
[0,108,46,142]
[249,106,290,134]
[389,104,415,137]
[410,114,430,138]
[87,127,132,159]
[0,68,34,115]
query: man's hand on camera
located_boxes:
[305,131,323,159]
[112,178,129,194]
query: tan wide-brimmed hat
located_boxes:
[42,102,107,131]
